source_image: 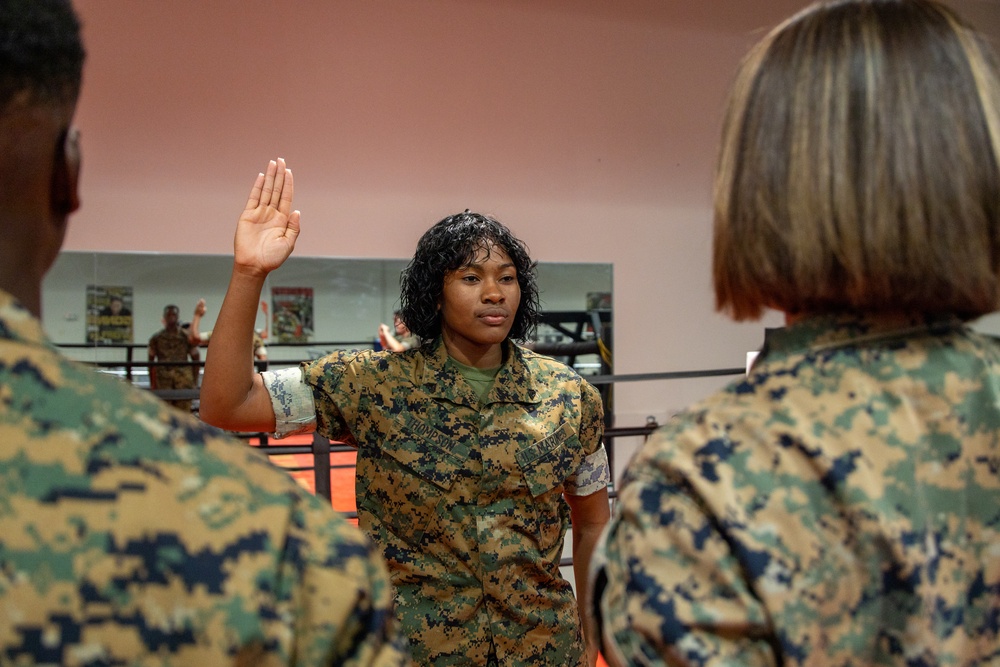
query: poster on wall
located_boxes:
[271,287,314,343]
[86,285,134,345]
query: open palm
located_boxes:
[234,157,301,275]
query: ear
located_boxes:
[51,127,81,216]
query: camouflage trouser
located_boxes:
[154,368,196,413]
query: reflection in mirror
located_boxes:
[42,251,612,380]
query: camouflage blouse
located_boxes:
[265,338,609,665]
[0,291,409,666]
[147,327,198,387]
[593,314,1000,666]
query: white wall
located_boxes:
[64,0,1000,476]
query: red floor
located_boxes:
[250,434,610,667]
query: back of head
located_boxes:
[0,0,84,113]
[0,0,84,312]
[713,0,1000,321]
[399,210,540,341]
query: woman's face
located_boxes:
[393,314,410,336]
[439,244,520,367]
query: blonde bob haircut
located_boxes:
[713,0,1000,321]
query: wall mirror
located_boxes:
[42,251,613,379]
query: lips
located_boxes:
[478,309,509,326]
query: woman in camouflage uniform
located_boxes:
[200,165,611,667]
[591,1,1000,665]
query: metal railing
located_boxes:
[61,340,746,567]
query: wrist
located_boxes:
[231,262,269,283]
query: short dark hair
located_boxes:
[400,211,540,342]
[0,0,84,112]
[164,304,179,314]
[713,0,1000,321]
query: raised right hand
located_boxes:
[234,157,301,276]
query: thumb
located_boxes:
[285,210,302,245]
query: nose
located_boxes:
[482,278,504,304]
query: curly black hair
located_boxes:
[399,211,540,343]
[0,0,84,112]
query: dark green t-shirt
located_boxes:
[447,357,501,404]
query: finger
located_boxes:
[245,172,264,211]
[260,159,278,209]
[270,157,286,208]
[285,210,302,245]
[278,167,295,216]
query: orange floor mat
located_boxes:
[247,433,358,524]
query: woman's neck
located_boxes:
[441,334,504,369]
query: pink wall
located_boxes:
[67,0,1000,432]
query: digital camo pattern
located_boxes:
[148,328,198,411]
[593,314,1000,666]
[0,291,410,666]
[301,338,608,666]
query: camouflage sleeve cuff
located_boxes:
[260,367,317,438]
[565,444,610,496]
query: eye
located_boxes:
[499,274,517,284]
[462,274,480,283]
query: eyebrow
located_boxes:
[459,258,516,271]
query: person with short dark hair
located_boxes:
[200,190,611,666]
[0,1,408,664]
[148,303,201,412]
[590,1,1000,665]
[98,294,130,316]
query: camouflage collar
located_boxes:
[0,289,50,348]
[760,313,967,358]
[418,337,541,406]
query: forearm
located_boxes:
[383,334,404,352]
[201,157,297,432]
[199,267,273,430]
[148,356,157,389]
[568,488,611,666]
[189,313,203,345]
[574,521,604,637]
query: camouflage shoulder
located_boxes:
[516,344,584,381]
[618,386,745,487]
[282,490,413,665]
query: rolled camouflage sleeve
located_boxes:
[565,380,609,496]
[593,464,776,667]
[261,367,318,438]
[565,445,610,496]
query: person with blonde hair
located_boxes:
[591,1,1000,664]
